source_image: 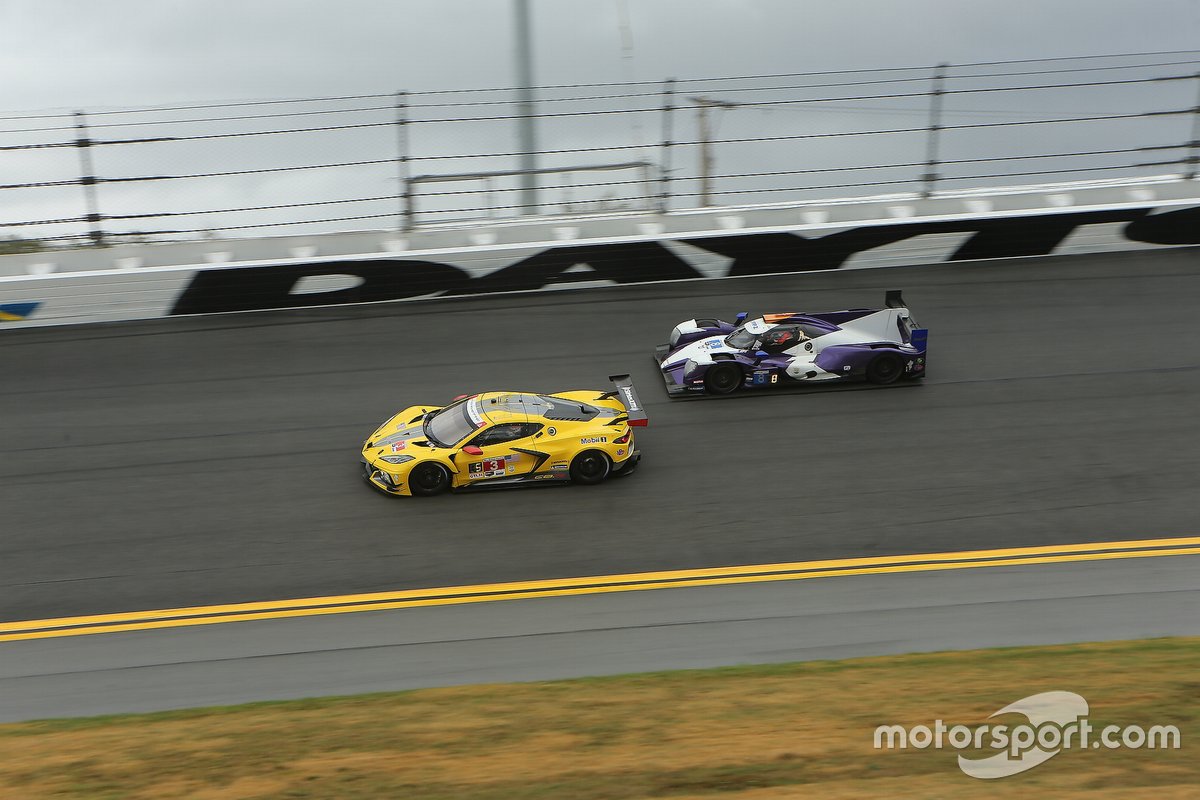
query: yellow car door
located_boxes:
[455,422,543,487]
[528,424,576,475]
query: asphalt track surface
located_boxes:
[2,555,1196,721]
[3,247,1200,624]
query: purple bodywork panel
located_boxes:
[655,294,928,396]
[815,345,880,377]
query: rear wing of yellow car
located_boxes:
[605,374,648,427]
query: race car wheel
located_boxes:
[569,450,611,485]
[866,353,903,385]
[409,462,450,496]
[704,363,743,395]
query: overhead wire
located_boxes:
[6,58,1197,135]
[3,143,1177,194]
[88,158,1177,235]
[10,150,1186,232]
[4,49,1197,239]
[0,46,1196,123]
[0,71,1191,148]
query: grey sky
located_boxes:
[2,1,1199,242]
[4,0,1198,112]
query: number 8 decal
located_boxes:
[770,373,778,384]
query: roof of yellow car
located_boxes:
[473,391,601,426]
[472,392,533,424]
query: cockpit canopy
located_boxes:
[480,393,601,421]
[424,392,606,447]
[724,319,837,352]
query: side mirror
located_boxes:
[462,445,484,456]
[735,312,748,324]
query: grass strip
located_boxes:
[1,637,1196,799]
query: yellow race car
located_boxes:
[361,375,647,496]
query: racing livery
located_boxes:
[654,291,927,396]
[361,375,646,496]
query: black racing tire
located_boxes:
[408,462,451,496]
[704,362,743,395]
[866,352,904,385]
[569,450,611,485]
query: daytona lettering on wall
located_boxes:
[167,206,1200,316]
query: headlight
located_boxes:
[669,327,681,347]
[381,455,414,464]
[683,358,698,376]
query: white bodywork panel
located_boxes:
[665,307,914,382]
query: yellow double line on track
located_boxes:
[3,536,1198,643]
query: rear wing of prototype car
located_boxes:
[606,374,649,426]
[885,290,929,351]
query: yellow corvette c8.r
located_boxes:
[361,375,647,496]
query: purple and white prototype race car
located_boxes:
[654,291,928,396]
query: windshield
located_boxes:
[423,400,478,447]
[724,327,758,349]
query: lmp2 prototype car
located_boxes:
[361,375,647,496]
[654,291,927,396]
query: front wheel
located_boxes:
[569,450,611,485]
[866,353,903,385]
[704,362,743,395]
[408,462,451,496]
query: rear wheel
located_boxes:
[570,450,611,485]
[704,362,743,395]
[409,462,450,496]
[866,353,903,385]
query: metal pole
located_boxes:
[640,162,653,213]
[73,111,104,247]
[561,170,572,213]
[514,0,538,214]
[697,102,713,206]
[689,96,734,207]
[658,78,675,213]
[921,63,948,199]
[1185,71,1200,180]
[614,0,643,151]
[395,91,413,230]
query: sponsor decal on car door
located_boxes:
[466,448,536,482]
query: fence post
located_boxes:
[394,91,414,231]
[689,96,736,207]
[73,111,105,247]
[921,63,948,199]
[1185,71,1200,180]
[514,0,538,214]
[658,78,675,213]
[640,162,654,213]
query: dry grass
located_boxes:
[0,637,1196,799]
